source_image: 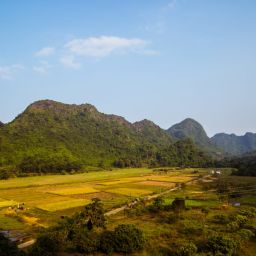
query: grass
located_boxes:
[0,168,210,230]
[48,187,98,195]
[136,181,175,187]
[149,176,194,183]
[0,210,26,230]
[105,188,153,197]
[0,199,17,208]
[37,198,91,212]
[0,168,153,189]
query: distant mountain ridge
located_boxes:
[167,118,222,156]
[211,132,256,156]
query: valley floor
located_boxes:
[0,167,256,255]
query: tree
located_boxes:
[176,242,197,256]
[206,235,238,256]
[0,233,22,256]
[98,230,115,255]
[29,234,60,256]
[113,224,145,253]
[79,198,106,229]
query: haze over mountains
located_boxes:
[167,118,256,156]
[0,100,255,170]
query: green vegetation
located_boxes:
[167,118,220,156]
[211,133,256,156]
[29,199,145,255]
[0,167,206,231]
[0,167,255,255]
[0,100,211,176]
[0,233,24,256]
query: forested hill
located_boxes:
[167,118,222,157]
[211,132,256,156]
[219,152,256,176]
[0,100,210,174]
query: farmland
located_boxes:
[0,167,205,231]
[0,167,256,255]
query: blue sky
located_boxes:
[0,0,256,136]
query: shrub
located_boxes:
[227,214,248,231]
[237,229,255,241]
[29,234,60,256]
[176,242,197,256]
[72,229,98,254]
[0,169,12,180]
[239,207,256,217]
[98,230,115,255]
[166,212,180,224]
[211,214,229,224]
[0,233,21,256]
[206,234,238,256]
[113,224,145,253]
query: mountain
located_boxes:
[0,121,3,127]
[211,132,256,156]
[133,119,172,147]
[166,118,221,156]
[0,100,209,173]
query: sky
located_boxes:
[0,0,256,136]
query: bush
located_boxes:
[0,170,11,180]
[113,224,145,253]
[72,229,98,254]
[176,242,197,256]
[206,234,238,256]
[166,213,180,224]
[0,233,22,256]
[211,214,230,224]
[98,230,115,255]
[29,234,60,256]
[239,207,256,217]
[237,229,255,241]
[227,214,248,231]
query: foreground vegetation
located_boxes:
[0,167,255,255]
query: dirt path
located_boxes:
[18,239,36,249]
[105,175,208,216]
[18,174,210,248]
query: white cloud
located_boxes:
[0,65,24,80]
[60,55,80,69]
[33,61,52,74]
[64,36,149,58]
[35,47,55,57]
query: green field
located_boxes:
[0,167,210,231]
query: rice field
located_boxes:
[105,188,152,197]
[37,199,91,212]
[48,187,98,195]
[0,199,17,208]
[0,167,210,230]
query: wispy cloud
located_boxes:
[0,64,24,80]
[166,0,177,10]
[33,61,52,74]
[144,0,177,34]
[64,36,149,58]
[60,55,80,69]
[35,47,55,57]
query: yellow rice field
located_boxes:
[37,198,91,212]
[105,188,152,197]
[48,187,98,195]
